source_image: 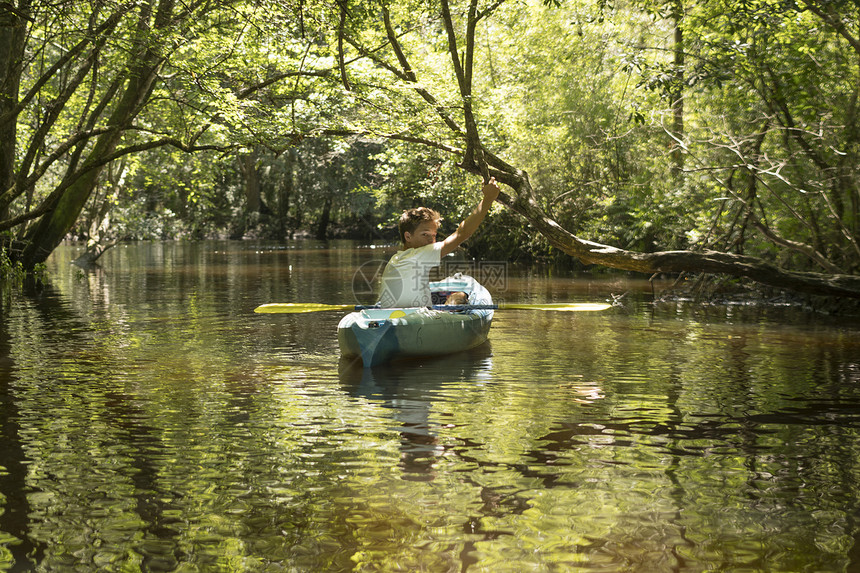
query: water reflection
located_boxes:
[2,242,860,571]
[0,295,38,570]
[337,346,539,571]
[338,345,494,481]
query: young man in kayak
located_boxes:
[378,176,501,308]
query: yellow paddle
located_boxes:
[497,302,612,312]
[255,303,358,314]
[254,302,612,314]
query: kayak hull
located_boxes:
[337,275,493,367]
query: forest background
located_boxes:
[2,0,860,299]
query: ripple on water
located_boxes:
[3,244,860,572]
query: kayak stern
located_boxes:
[338,275,493,367]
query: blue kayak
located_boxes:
[337,274,494,367]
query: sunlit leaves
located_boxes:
[6,0,860,273]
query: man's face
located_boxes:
[404,220,438,248]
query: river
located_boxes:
[2,241,860,572]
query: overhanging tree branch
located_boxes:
[0,1,135,130]
[412,0,860,299]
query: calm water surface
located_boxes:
[2,241,860,572]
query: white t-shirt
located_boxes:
[378,242,443,307]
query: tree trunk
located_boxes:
[671,0,684,174]
[315,196,332,240]
[74,161,125,267]
[20,0,172,268]
[240,150,261,214]
[482,167,860,299]
[276,149,294,240]
[0,0,29,221]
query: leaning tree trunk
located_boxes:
[20,0,171,268]
[332,0,860,300]
[469,161,860,299]
[20,64,160,267]
[432,0,860,300]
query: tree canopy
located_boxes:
[1,0,859,298]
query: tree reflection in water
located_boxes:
[3,241,860,571]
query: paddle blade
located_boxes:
[498,302,612,312]
[254,303,355,314]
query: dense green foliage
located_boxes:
[1,0,858,274]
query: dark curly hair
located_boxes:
[398,207,441,243]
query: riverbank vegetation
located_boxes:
[1,0,859,298]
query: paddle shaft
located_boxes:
[359,303,613,311]
[254,302,611,314]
